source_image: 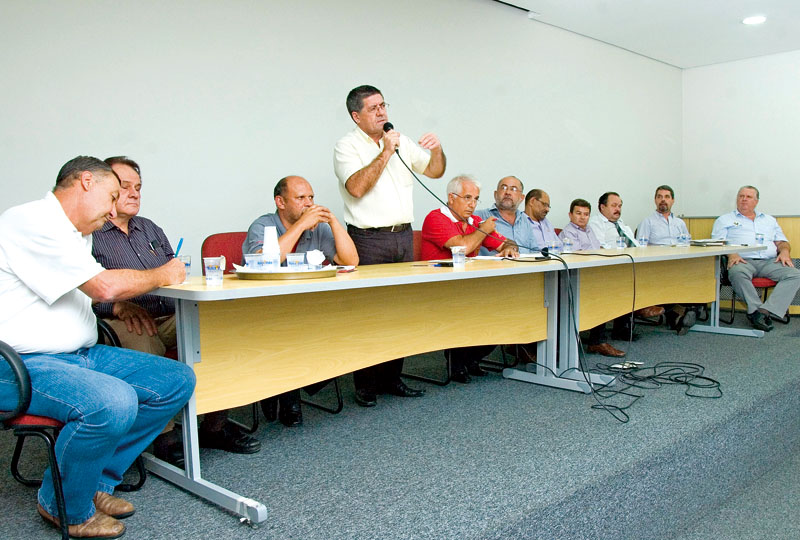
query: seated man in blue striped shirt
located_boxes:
[636,185,697,334]
[636,185,690,246]
[92,156,260,463]
[474,176,539,254]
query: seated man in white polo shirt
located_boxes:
[0,156,195,538]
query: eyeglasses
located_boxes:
[534,199,551,209]
[452,193,479,204]
[364,102,389,114]
[498,185,521,193]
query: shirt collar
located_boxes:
[44,191,80,235]
[489,204,526,225]
[568,221,587,232]
[734,209,765,219]
[354,125,383,149]
[598,213,625,227]
[97,215,142,234]
[527,214,548,227]
[439,206,475,226]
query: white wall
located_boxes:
[682,49,800,217]
[0,0,682,265]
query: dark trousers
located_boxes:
[447,345,497,371]
[348,226,414,393]
[588,316,632,344]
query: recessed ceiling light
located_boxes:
[742,15,767,25]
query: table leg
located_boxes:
[143,299,269,524]
[503,270,612,393]
[690,256,764,338]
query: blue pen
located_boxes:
[174,238,184,256]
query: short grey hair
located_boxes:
[738,185,759,200]
[447,174,481,195]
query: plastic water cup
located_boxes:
[203,256,225,286]
[616,237,626,249]
[638,237,648,247]
[755,233,765,245]
[244,253,264,269]
[286,252,305,270]
[177,255,191,284]
[450,245,466,268]
[548,239,561,255]
[263,250,280,271]
[562,237,573,253]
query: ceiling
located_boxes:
[497,0,800,68]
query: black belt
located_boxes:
[348,223,411,233]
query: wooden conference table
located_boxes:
[148,244,758,524]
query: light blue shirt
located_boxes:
[711,210,787,260]
[528,216,563,251]
[637,211,689,245]
[474,205,540,255]
[559,221,601,250]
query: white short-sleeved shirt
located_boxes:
[588,213,639,249]
[0,192,105,353]
[333,126,431,228]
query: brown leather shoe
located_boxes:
[634,305,665,318]
[37,504,126,539]
[94,491,135,519]
[587,343,626,358]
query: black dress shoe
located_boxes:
[260,397,277,422]
[450,365,471,384]
[382,380,425,397]
[354,388,377,407]
[676,309,697,336]
[748,311,773,331]
[278,391,303,427]
[152,433,185,468]
[199,421,261,454]
[467,360,488,377]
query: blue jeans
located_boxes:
[0,345,195,524]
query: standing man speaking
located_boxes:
[333,84,446,407]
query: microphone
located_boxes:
[540,247,550,258]
[383,121,399,152]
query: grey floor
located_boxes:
[2,314,799,540]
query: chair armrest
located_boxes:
[96,319,121,348]
[720,255,730,285]
[0,341,31,422]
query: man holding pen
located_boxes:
[92,156,260,463]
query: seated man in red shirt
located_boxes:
[421,175,518,382]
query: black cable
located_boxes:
[394,149,721,421]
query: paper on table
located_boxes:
[306,249,325,266]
